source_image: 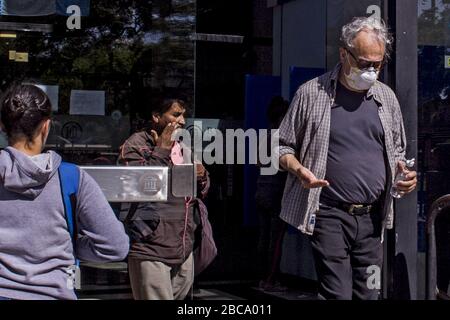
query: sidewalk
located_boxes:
[77,262,318,300]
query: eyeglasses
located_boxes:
[345,48,385,71]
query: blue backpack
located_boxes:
[58,162,80,267]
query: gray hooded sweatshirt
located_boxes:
[0,147,129,300]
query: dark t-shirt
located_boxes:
[320,81,387,204]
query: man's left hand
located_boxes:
[396,161,418,195]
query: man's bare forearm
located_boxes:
[280,154,302,176]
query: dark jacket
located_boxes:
[118,131,209,265]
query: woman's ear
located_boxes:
[39,119,51,150]
[38,119,51,141]
[152,113,160,124]
[42,119,51,134]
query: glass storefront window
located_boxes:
[2,0,446,299]
[418,0,450,296]
[0,0,196,164]
[418,0,450,221]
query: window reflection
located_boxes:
[418,0,450,296]
[0,0,196,160]
[418,0,450,198]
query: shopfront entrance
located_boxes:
[3,0,448,300]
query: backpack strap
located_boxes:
[58,162,80,265]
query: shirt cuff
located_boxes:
[277,146,296,158]
[275,146,296,173]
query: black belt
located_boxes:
[320,198,378,216]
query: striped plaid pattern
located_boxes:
[277,63,406,235]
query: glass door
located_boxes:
[418,0,450,298]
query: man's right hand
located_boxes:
[150,122,179,150]
[296,166,329,189]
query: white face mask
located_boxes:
[344,54,379,91]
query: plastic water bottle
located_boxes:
[390,158,415,199]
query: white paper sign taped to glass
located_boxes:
[445,55,450,69]
[33,85,59,112]
[70,90,105,116]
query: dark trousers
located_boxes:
[310,203,383,300]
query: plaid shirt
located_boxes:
[277,63,407,235]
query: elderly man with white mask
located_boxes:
[276,17,417,300]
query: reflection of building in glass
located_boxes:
[0,0,196,157]
[418,7,450,218]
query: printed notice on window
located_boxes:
[445,55,450,69]
[70,90,105,116]
[35,85,59,112]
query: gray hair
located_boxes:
[341,17,393,59]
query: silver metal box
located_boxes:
[81,166,169,202]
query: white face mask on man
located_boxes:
[344,53,379,91]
